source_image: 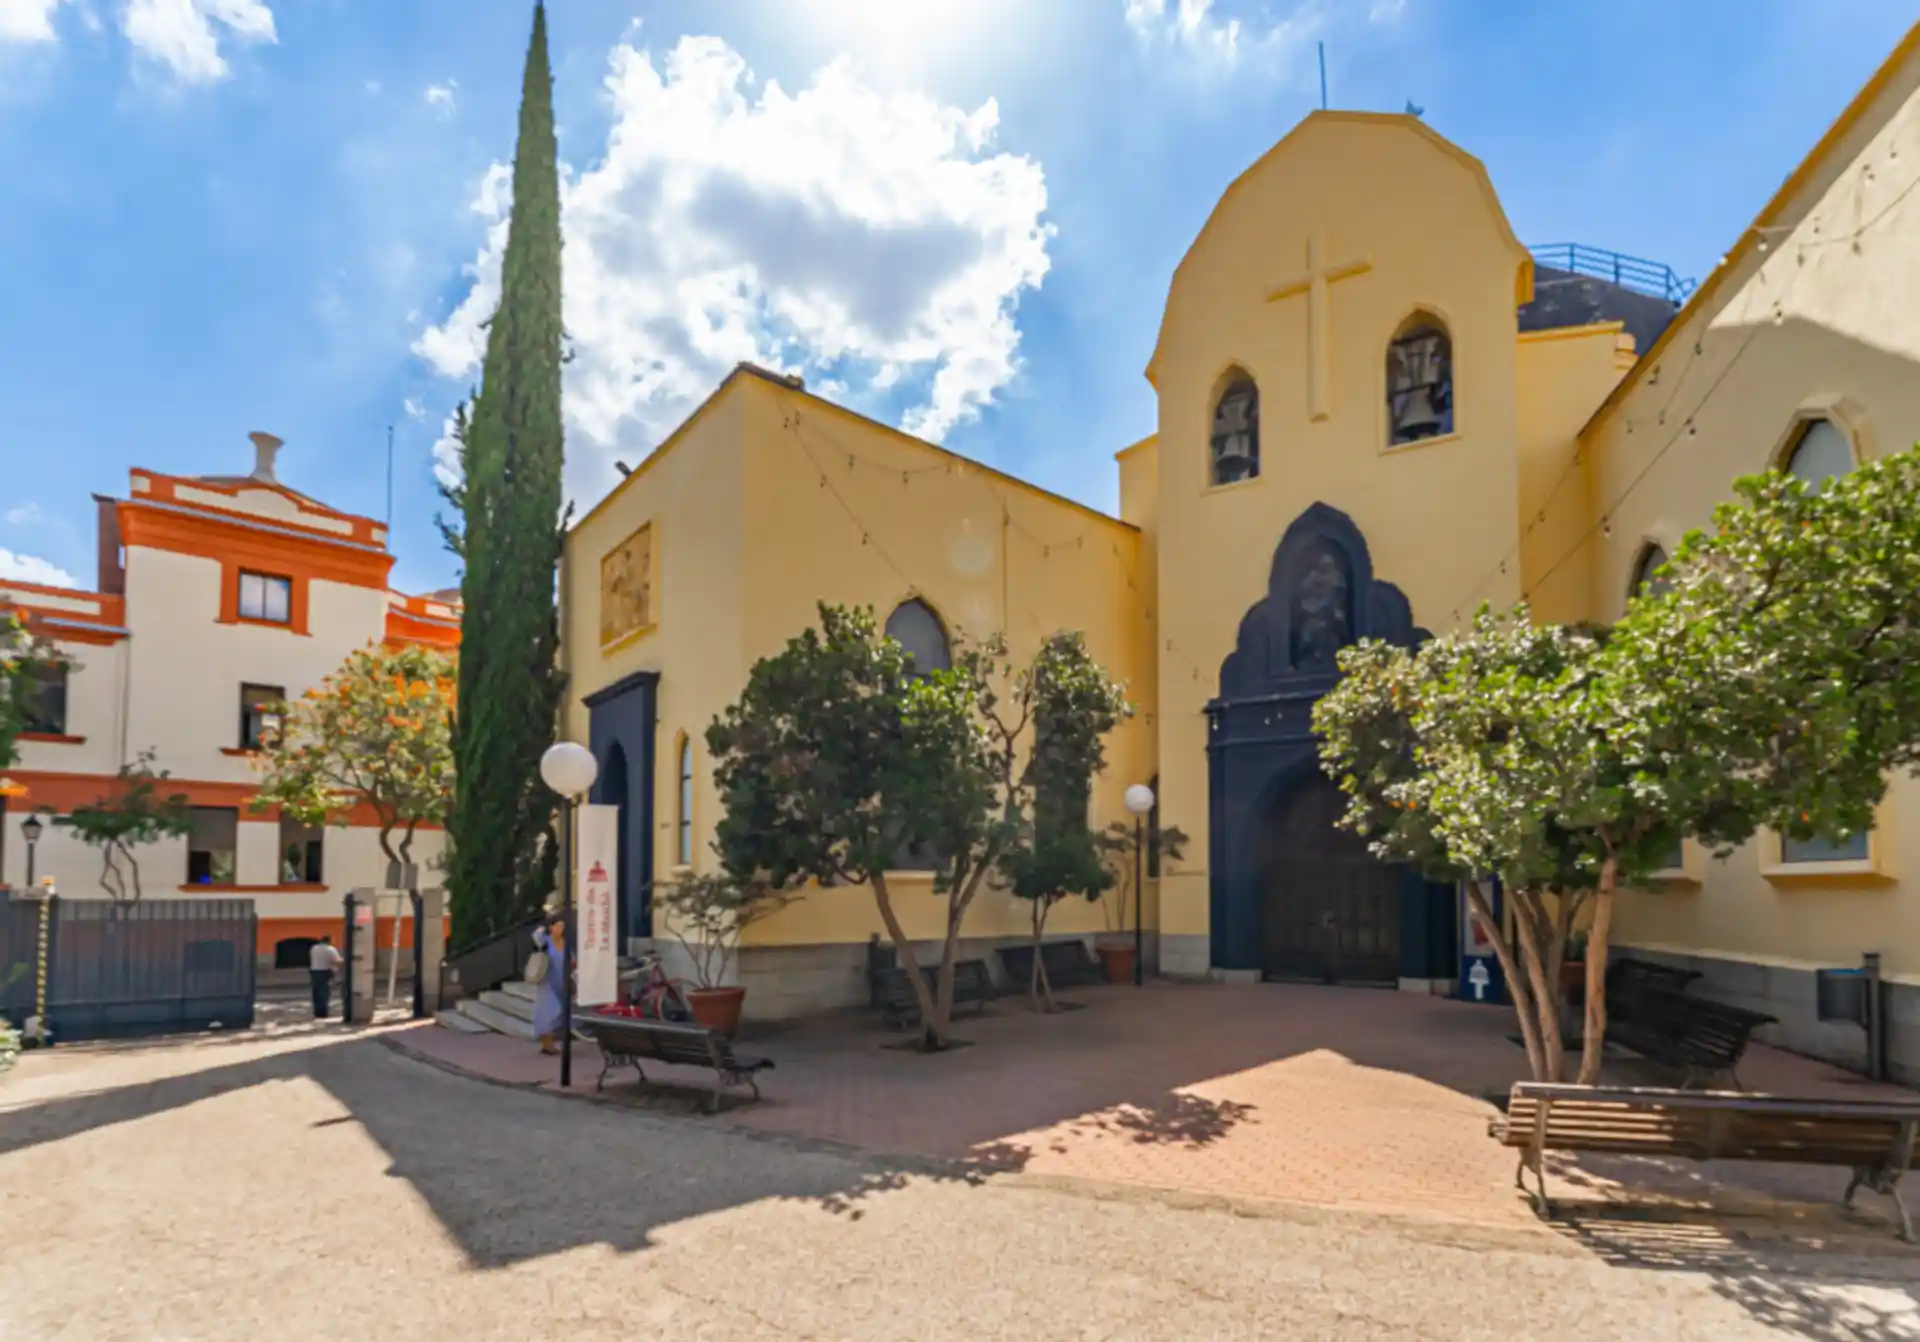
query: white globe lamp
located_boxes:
[540,741,598,798]
[538,740,598,1092]
[1122,782,1156,987]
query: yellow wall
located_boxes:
[561,375,750,913]
[1144,112,1532,946]
[1512,322,1632,624]
[731,374,1152,947]
[1594,42,1920,982]
[562,368,1154,952]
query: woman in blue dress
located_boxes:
[531,915,571,1055]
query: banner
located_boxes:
[575,803,620,1008]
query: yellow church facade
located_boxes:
[563,22,1920,1073]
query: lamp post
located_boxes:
[1123,783,1155,987]
[20,813,43,891]
[539,741,599,1090]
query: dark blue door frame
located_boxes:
[1205,502,1452,982]
[585,669,658,946]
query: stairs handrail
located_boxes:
[443,912,547,997]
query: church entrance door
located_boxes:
[1256,776,1401,986]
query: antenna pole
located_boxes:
[385,424,394,530]
[1318,42,1328,110]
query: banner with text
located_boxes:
[576,804,620,1008]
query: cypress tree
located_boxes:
[444,3,568,946]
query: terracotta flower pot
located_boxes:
[686,986,747,1038]
[1097,943,1138,985]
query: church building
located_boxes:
[562,23,1920,1075]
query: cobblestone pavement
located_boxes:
[402,981,1919,1235]
[4,1020,1919,1340]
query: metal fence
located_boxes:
[1529,243,1698,304]
[0,896,256,1042]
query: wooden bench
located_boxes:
[1607,986,1776,1088]
[876,958,994,1029]
[998,939,1104,993]
[579,1015,774,1112]
[1491,1082,1918,1241]
[1606,956,1703,1002]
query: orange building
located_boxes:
[1,433,459,966]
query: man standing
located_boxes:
[309,935,344,1019]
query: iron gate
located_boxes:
[1257,778,1401,986]
[0,896,256,1041]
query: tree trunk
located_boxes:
[1510,889,1564,1083]
[869,873,941,1045]
[1462,880,1549,1081]
[1028,898,1057,1011]
[929,905,961,1052]
[1577,861,1618,1085]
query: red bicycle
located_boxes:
[627,952,693,1023]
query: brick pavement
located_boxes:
[393,980,1918,1236]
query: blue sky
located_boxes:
[0,0,1912,595]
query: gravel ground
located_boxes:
[1,1026,1917,1342]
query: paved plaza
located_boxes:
[404,979,1918,1235]
[1,984,1917,1340]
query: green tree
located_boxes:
[1,612,69,770]
[442,3,570,946]
[1315,447,1920,1084]
[55,749,193,904]
[998,634,1130,1009]
[250,646,457,880]
[707,606,1131,1048]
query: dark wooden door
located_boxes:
[1257,778,1401,985]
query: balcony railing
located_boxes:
[1529,243,1697,304]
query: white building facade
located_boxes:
[1,433,459,967]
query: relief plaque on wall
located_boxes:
[599,522,654,646]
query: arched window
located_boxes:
[1630,544,1671,600]
[1782,417,1853,490]
[884,598,950,676]
[1386,315,1454,446]
[676,735,693,868]
[1209,376,1260,486]
[883,600,948,871]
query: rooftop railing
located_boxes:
[1529,243,1698,304]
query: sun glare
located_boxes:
[789,0,1016,79]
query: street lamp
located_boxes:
[539,741,599,1089]
[1124,783,1155,988]
[20,813,43,890]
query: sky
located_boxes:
[0,0,1913,596]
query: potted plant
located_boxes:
[1093,820,1188,983]
[655,869,801,1038]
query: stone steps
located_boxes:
[453,994,537,1039]
[434,1008,494,1035]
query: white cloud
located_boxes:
[424,79,456,115]
[1122,0,1246,64]
[0,549,76,587]
[0,0,63,43]
[3,502,45,526]
[402,396,425,419]
[1121,0,1400,72]
[122,0,275,85]
[414,33,1053,503]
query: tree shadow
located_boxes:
[810,1090,1258,1218]
[1553,1211,1920,1342]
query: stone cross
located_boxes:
[1265,230,1372,422]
